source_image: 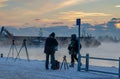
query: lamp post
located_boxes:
[76,18,81,71]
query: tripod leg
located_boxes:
[60,60,64,69]
[12,46,14,58]
[14,45,19,58]
[6,45,12,60]
[24,45,30,61]
[65,59,69,69]
[63,60,66,69]
[15,46,23,61]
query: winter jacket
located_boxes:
[68,39,82,55]
[44,37,58,54]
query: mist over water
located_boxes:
[82,42,120,58]
[0,42,120,68]
[81,42,120,67]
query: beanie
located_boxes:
[50,32,55,37]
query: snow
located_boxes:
[0,42,120,79]
[0,58,119,79]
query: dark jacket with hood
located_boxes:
[68,34,82,55]
[44,32,58,54]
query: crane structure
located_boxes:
[0,26,13,40]
[0,26,43,45]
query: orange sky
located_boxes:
[0,0,120,27]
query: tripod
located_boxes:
[15,39,30,61]
[60,55,69,70]
[6,40,19,60]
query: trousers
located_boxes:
[45,53,55,69]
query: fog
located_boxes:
[0,42,120,68]
[81,42,120,68]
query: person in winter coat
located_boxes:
[44,32,58,70]
[68,34,82,67]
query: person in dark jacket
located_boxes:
[68,34,82,67]
[44,32,58,70]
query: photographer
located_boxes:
[68,34,82,67]
[44,32,58,70]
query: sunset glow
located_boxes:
[0,0,119,27]
[115,23,120,29]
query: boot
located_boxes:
[69,63,74,67]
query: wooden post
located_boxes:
[1,53,3,58]
[86,53,89,71]
[119,57,120,77]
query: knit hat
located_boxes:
[50,32,55,37]
[71,34,77,40]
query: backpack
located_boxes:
[55,60,60,69]
[68,40,78,50]
[51,60,60,70]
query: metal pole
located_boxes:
[77,19,81,71]
[118,57,120,78]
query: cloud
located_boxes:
[0,0,100,18]
[52,22,64,25]
[18,0,98,16]
[0,0,8,7]
[0,4,5,7]
[0,0,8,3]
[53,0,98,11]
[56,11,111,21]
[54,0,81,9]
[34,19,40,21]
[115,5,120,8]
[0,0,81,26]
[0,12,5,16]
[0,0,112,27]
[0,10,111,27]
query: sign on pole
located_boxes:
[76,19,81,26]
[76,18,81,71]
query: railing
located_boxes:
[81,54,120,77]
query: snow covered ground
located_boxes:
[0,58,119,79]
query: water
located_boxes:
[0,42,120,68]
[81,42,120,68]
